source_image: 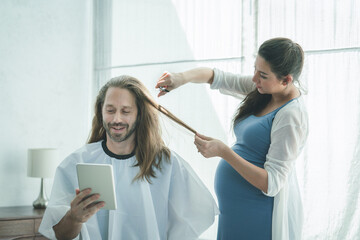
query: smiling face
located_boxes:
[252,55,287,95]
[102,87,138,144]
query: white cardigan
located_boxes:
[211,68,308,240]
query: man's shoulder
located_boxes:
[60,141,104,167]
[163,150,190,172]
[70,141,102,157]
[153,149,179,170]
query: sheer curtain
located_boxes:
[94,0,360,239]
[257,0,360,239]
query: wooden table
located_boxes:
[0,206,48,240]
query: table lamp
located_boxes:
[27,148,59,209]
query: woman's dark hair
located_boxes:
[233,37,304,123]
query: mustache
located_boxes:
[108,123,128,128]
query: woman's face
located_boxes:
[252,56,286,95]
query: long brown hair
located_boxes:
[88,75,171,183]
[233,37,304,123]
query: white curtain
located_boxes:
[94,0,360,239]
[257,0,360,239]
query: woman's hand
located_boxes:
[155,71,186,97]
[194,133,228,158]
[155,68,214,97]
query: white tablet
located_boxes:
[76,163,117,210]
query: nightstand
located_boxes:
[0,206,48,239]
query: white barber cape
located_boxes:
[39,141,219,240]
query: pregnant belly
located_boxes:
[214,159,273,212]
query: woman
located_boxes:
[155,38,308,240]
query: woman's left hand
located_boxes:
[194,133,227,158]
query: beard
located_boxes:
[103,121,137,143]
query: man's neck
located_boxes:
[106,136,135,155]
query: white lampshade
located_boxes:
[27,148,59,178]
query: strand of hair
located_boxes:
[144,96,197,134]
[158,105,197,134]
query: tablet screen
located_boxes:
[76,163,117,210]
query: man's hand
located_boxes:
[69,188,105,223]
[53,188,105,240]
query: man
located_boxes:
[39,75,218,239]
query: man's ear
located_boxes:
[282,75,293,86]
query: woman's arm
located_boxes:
[194,133,268,193]
[156,68,254,98]
[264,105,308,196]
[155,67,214,97]
[221,144,269,193]
[194,104,308,195]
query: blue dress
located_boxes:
[215,101,294,240]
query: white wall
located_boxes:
[0,0,93,207]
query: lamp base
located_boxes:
[32,196,48,209]
[33,178,48,209]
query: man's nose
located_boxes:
[113,111,124,123]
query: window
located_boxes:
[94,0,360,238]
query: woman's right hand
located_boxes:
[155,71,186,97]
